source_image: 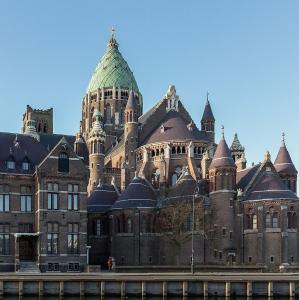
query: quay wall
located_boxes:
[1,273,299,297]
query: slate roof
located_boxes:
[210,136,235,169]
[201,100,215,122]
[245,171,298,201]
[142,110,209,145]
[0,132,49,174]
[236,164,261,190]
[39,133,76,152]
[112,177,156,209]
[274,142,297,174]
[87,184,118,213]
[163,173,208,206]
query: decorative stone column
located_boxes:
[257,206,264,264]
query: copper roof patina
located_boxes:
[86,31,139,93]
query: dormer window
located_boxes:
[58,152,69,173]
[7,157,15,170]
[22,158,30,171]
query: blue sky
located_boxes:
[0,1,298,168]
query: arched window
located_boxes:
[95,219,101,236]
[58,152,69,173]
[288,207,297,229]
[127,217,132,233]
[105,104,112,124]
[171,147,176,154]
[272,212,278,228]
[182,146,186,154]
[266,213,271,228]
[171,166,182,186]
[43,123,47,133]
[151,169,160,188]
[115,217,120,233]
[252,214,258,229]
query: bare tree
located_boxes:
[158,198,205,248]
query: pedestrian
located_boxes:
[107,256,112,271]
[111,257,116,271]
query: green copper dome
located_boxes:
[86,32,139,93]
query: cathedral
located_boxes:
[0,30,298,272]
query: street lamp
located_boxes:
[191,185,200,274]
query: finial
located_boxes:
[206,91,209,103]
[108,27,118,49]
[264,150,271,162]
[282,132,285,144]
[221,125,224,138]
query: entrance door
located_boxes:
[19,237,35,261]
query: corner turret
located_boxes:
[87,109,106,194]
[274,133,297,193]
[201,93,215,142]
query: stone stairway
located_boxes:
[19,261,40,273]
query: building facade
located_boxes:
[0,31,298,272]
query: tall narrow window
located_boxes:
[266,213,271,228]
[6,156,15,170]
[20,186,32,212]
[47,222,59,255]
[58,152,69,173]
[252,214,258,229]
[95,219,101,236]
[0,186,9,212]
[47,183,58,210]
[171,166,182,186]
[68,223,79,254]
[67,184,79,210]
[272,212,279,228]
[0,223,9,255]
[127,217,132,233]
[22,157,30,171]
[105,104,112,124]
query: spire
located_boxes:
[230,133,245,151]
[108,27,118,49]
[274,133,297,174]
[201,94,215,122]
[210,127,235,169]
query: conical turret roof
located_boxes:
[210,131,235,169]
[86,31,139,93]
[274,140,297,174]
[112,177,156,210]
[125,90,138,110]
[230,133,245,151]
[201,99,215,122]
